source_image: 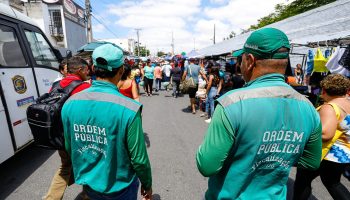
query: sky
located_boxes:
[77,0,291,54]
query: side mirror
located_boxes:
[53,48,63,62]
[66,50,72,59]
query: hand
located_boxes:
[141,186,152,200]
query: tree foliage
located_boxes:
[157,51,166,57]
[224,31,236,40]
[134,46,150,57]
[227,0,336,37]
[249,0,336,30]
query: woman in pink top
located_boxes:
[117,65,140,101]
[154,63,162,92]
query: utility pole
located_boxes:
[193,38,196,50]
[135,28,141,57]
[213,24,216,44]
[171,31,174,55]
[85,0,93,43]
[145,44,147,57]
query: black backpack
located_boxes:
[27,80,82,150]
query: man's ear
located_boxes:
[246,54,256,71]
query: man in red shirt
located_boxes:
[44,56,91,200]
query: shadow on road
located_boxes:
[0,144,55,199]
[181,107,192,113]
[144,132,151,148]
[286,177,318,200]
[152,194,161,200]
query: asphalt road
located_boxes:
[1,89,349,200]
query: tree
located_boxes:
[134,46,150,57]
[157,51,166,57]
[224,31,236,40]
[225,0,336,37]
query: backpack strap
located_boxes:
[51,81,60,90]
[188,65,193,77]
[63,80,83,95]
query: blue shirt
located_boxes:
[144,66,154,79]
[185,64,201,84]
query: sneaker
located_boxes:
[200,113,207,117]
[205,118,211,123]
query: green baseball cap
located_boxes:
[243,28,290,59]
[92,43,125,71]
[232,49,243,57]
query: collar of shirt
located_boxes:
[65,74,83,80]
[92,80,119,91]
[244,73,285,87]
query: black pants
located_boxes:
[293,160,350,200]
[144,77,153,94]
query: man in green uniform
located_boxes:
[196,28,322,200]
[62,44,152,200]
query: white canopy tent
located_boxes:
[198,0,350,57]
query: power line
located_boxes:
[76,0,119,38]
[91,14,119,38]
[75,0,85,8]
[92,0,109,6]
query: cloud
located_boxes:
[101,0,291,54]
[108,0,201,53]
[203,0,288,33]
[92,24,106,33]
[209,0,229,5]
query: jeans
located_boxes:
[172,80,180,97]
[155,78,162,91]
[84,178,139,200]
[293,159,350,200]
[205,87,218,118]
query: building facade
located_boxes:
[1,0,87,54]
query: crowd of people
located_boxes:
[42,27,350,200]
[116,53,246,123]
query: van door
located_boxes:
[21,25,60,96]
[0,20,38,150]
[0,86,14,163]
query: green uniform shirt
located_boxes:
[196,73,322,200]
[62,80,152,193]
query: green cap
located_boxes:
[92,43,124,71]
[243,28,290,59]
[232,49,243,57]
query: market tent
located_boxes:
[77,41,114,52]
[198,0,350,57]
[76,41,126,58]
[187,50,202,58]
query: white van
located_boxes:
[0,4,62,164]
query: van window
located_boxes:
[0,25,27,67]
[24,30,59,69]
